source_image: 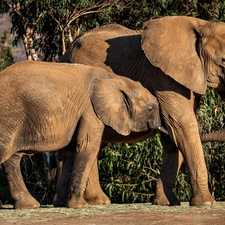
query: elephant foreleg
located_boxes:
[84,158,110,205]
[53,149,73,207]
[2,153,40,209]
[67,117,104,208]
[157,89,215,206]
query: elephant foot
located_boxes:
[84,189,111,205]
[152,194,170,206]
[190,193,216,206]
[67,196,89,209]
[153,192,180,206]
[85,193,111,205]
[153,179,180,206]
[14,197,40,209]
[53,197,67,207]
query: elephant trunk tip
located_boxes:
[158,126,169,135]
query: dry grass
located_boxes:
[0,202,225,225]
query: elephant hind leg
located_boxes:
[67,117,104,209]
[53,149,72,207]
[2,153,40,209]
[153,134,181,206]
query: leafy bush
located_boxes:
[20,154,57,205]
[98,138,193,203]
[0,31,14,71]
[98,135,162,203]
[198,88,225,201]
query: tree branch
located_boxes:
[3,0,23,17]
[48,4,63,31]
[63,0,119,32]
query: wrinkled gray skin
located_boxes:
[59,16,225,206]
[0,61,162,209]
[201,129,225,142]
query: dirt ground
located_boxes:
[0,202,225,225]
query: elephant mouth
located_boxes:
[146,120,168,135]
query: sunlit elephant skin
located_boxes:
[60,16,225,206]
[0,60,163,209]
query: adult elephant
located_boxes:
[60,16,225,206]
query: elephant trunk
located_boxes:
[200,129,225,142]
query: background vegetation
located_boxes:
[0,0,225,205]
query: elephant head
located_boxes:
[90,77,162,136]
[142,16,225,95]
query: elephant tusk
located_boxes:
[158,126,169,135]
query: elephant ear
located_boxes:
[142,16,208,95]
[90,78,132,136]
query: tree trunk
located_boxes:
[62,30,66,55]
[23,27,38,61]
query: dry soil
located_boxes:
[0,202,225,225]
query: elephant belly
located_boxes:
[16,120,77,153]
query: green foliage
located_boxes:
[0,154,57,205]
[0,31,14,71]
[90,0,225,31]
[198,89,225,134]
[203,142,225,200]
[0,166,12,205]
[98,135,163,203]
[197,88,225,201]
[1,0,126,60]
[98,139,193,203]
[20,154,56,205]
[174,166,192,202]
[2,0,225,61]
[1,0,224,61]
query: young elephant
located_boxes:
[0,60,163,209]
